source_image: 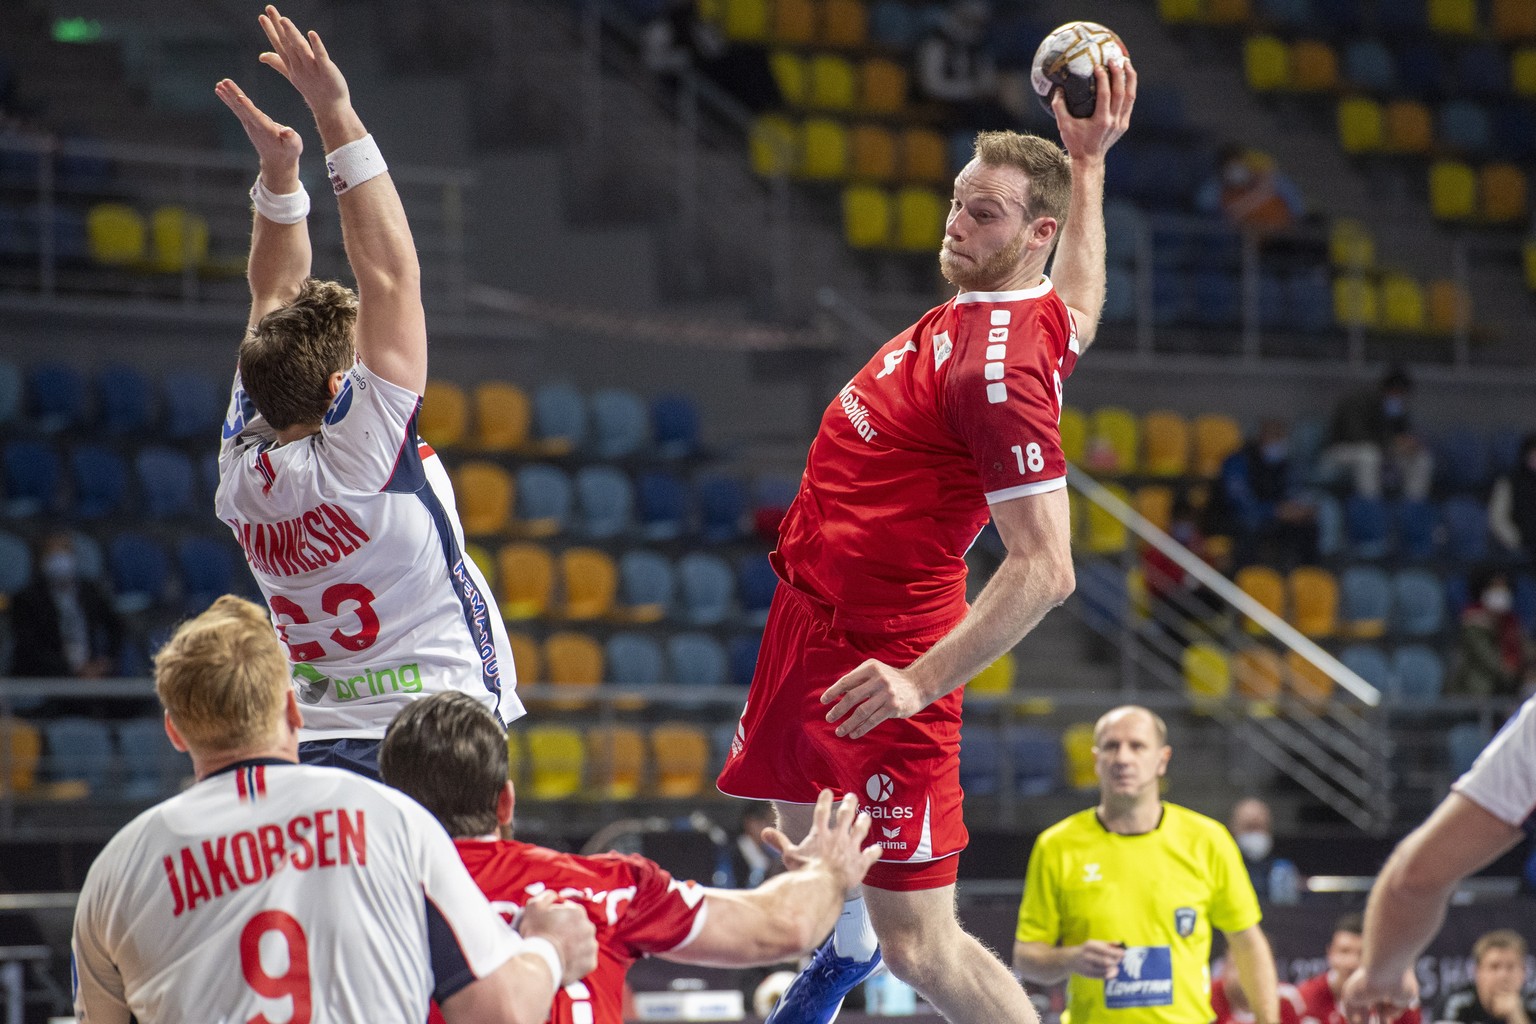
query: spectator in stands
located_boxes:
[1488,433,1536,563]
[1438,931,1536,1024]
[1143,495,1225,646]
[912,0,1006,128]
[9,531,122,686]
[731,800,785,889]
[1196,145,1304,234]
[1204,419,1318,568]
[1447,567,1535,699]
[1296,913,1420,1024]
[1228,797,1277,901]
[1321,367,1434,502]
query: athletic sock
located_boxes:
[830,894,879,962]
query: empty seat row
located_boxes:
[702,0,872,49]
[508,629,760,692]
[1246,34,1536,99]
[2,715,188,800]
[1162,0,1536,41]
[958,724,1063,798]
[1425,159,1529,223]
[1182,640,1383,708]
[1333,641,1450,703]
[0,360,223,436]
[1235,564,1448,638]
[1331,272,1474,331]
[1063,407,1244,480]
[755,117,950,185]
[510,722,718,800]
[3,439,213,521]
[766,51,910,115]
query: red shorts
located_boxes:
[716,582,968,891]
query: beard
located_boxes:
[939,224,1030,290]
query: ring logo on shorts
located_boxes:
[865,773,894,802]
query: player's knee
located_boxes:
[877,917,962,987]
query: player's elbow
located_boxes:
[1046,560,1076,607]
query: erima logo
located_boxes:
[865,773,894,802]
[875,339,917,379]
[882,826,900,839]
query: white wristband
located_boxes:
[325,133,388,195]
[518,936,565,988]
[249,177,310,224]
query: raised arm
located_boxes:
[1047,61,1135,353]
[216,77,311,334]
[256,5,426,393]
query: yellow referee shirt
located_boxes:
[1015,803,1262,1024]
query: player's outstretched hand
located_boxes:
[257,5,351,116]
[822,658,932,739]
[1340,966,1418,1024]
[1052,59,1135,164]
[519,891,598,985]
[214,78,302,179]
[763,790,882,890]
[1069,940,1127,980]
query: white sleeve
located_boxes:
[316,361,424,494]
[1451,696,1536,830]
[71,856,132,1024]
[218,368,276,472]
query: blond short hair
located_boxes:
[154,595,289,755]
[972,130,1073,228]
[1474,929,1528,965]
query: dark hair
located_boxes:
[239,277,357,430]
[1333,912,1364,937]
[1467,564,1508,601]
[380,692,505,838]
[1380,365,1413,393]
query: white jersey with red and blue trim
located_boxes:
[216,360,522,740]
[72,760,526,1024]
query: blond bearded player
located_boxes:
[214,5,519,779]
[716,62,1135,1024]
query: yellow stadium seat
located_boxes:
[149,206,209,273]
[497,543,554,620]
[899,127,948,185]
[849,124,898,181]
[1141,410,1190,478]
[772,0,817,44]
[696,0,723,27]
[419,380,469,450]
[750,115,799,177]
[557,547,617,620]
[86,202,146,267]
[1209,0,1253,23]
[1192,413,1243,478]
[0,718,40,795]
[722,0,770,41]
[1134,485,1175,533]
[1383,100,1434,154]
[1183,643,1231,711]
[1244,35,1290,91]
[1287,566,1339,638]
[587,726,646,799]
[1337,96,1384,154]
[1235,565,1286,635]
[807,54,858,110]
[820,0,868,47]
[526,726,585,800]
[651,724,711,797]
[465,542,496,591]
[1494,0,1536,40]
[506,630,542,683]
[473,381,532,452]
[1062,723,1097,790]
[1428,0,1478,35]
[1083,483,1131,555]
[894,187,947,251]
[843,185,893,248]
[1328,218,1375,271]
[859,58,909,114]
[1291,40,1339,91]
[968,651,1015,696]
[768,50,808,106]
[1089,407,1139,475]
[1285,650,1336,707]
[544,630,604,710]
[1515,47,1536,95]
[1429,160,1478,220]
[1481,163,1528,223]
[1060,405,1088,465]
[1127,565,1150,622]
[1380,272,1426,332]
[1233,646,1284,705]
[800,117,849,179]
[506,728,523,785]
[1158,0,1201,23]
[1332,276,1379,328]
[454,462,514,536]
[1427,279,1471,334]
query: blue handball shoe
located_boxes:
[764,939,884,1024]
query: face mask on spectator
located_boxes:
[1260,441,1288,464]
[42,551,77,585]
[1483,587,1513,614]
[1235,830,1272,862]
[1382,396,1405,417]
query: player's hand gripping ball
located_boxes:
[1031,21,1129,118]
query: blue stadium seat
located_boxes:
[109,532,171,614]
[69,530,105,583]
[869,0,921,47]
[1447,723,1487,775]
[1489,428,1526,476]
[136,446,196,520]
[1314,494,1347,558]
[178,536,236,613]
[617,550,676,619]
[1345,495,1392,559]
[1395,42,1443,97]
[1340,566,1393,632]
[1131,85,1185,134]
[162,370,222,441]
[959,725,1000,797]
[677,552,735,626]
[1378,2,1427,34]
[1258,272,1288,331]
[1515,573,1536,632]
[97,363,155,435]
[605,632,665,688]
[0,359,21,427]
[1339,643,1392,691]
[1011,725,1062,797]
[1191,270,1241,327]
[49,207,87,262]
[27,362,88,433]
[1441,496,1490,563]
[3,438,60,517]
[652,395,702,459]
[1151,268,1191,326]
[514,464,574,536]
[1077,561,1129,635]
[1445,573,1470,617]
[1434,428,1491,491]
[0,530,31,595]
[1286,270,1335,333]
[69,444,129,520]
[1312,0,1364,32]
[637,470,688,540]
[1104,201,1145,269]
[1438,101,1492,156]
[1394,500,1439,561]
[667,632,729,689]
[1492,105,1536,161]
[1258,0,1311,27]
[1456,45,1510,98]
[1104,266,1135,324]
[532,382,587,454]
[1389,644,1444,704]
[738,554,778,627]
[696,475,747,543]
[588,387,650,460]
[1392,568,1446,637]
[728,634,760,687]
[1342,40,1397,91]
[43,717,114,791]
[116,716,186,800]
[573,465,634,539]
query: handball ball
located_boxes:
[1031,21,1128,119]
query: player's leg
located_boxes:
[863,883,1039,1024]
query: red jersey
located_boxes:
[1212,977,1311,1024]
[430,839,708,1024]
[775,282,1078,634]
[1295,972,1421,1024]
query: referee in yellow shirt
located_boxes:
[1013,706,1280,1024]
